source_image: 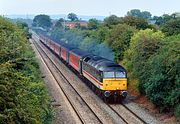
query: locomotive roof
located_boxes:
[97,61,125,72]
[84,55,125,72]
[69,49,91,58]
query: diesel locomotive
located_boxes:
[33,32,128,100]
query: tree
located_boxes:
[96,26,110,43]
[106,24,136,62]
[122,16,150,30]
[161,18,180,36]
[153,14,174,25]
[16,21,31,39]
[32,14,51,28]
[68,13,78,21]
[0,17,53,123]
[144,35,180,113]
[141,11,152,20]
[153,16,164,25]
[55,18,64,28]
[127,9,142,18]
[103,15,121,27]
[123,29,164,94]
[16,21,28,29]
[127,9,152,20]
[88,18,100,30]
[171,12,180,19]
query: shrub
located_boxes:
[161,18,180,36]
[0,17,53,123]
[106,24,136,62]
[145,35,180,113]
[123,29,164,93]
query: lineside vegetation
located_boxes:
[0,17,53,123]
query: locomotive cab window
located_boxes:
[115,71,126,78]
[103,71,126,78]
[103,72,115,78]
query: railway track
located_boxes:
[108,104,146,124]
[32,34,148,124]
[32,38,103,124]
[122,104,146,124]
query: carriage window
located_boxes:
[115,71,126,78]
[103,72,115,78]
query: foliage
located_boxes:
[67,13,78,21]
[95,26,110,43]
[144,35,180,114]
[127,9,152,20]
[32,14,51,28]
[123,29,180,116]
[161,18,180,36]
[9,18,33,27]
[106,24,136,62]
[0,17,53,123]
[103,15,121,27]
[54,18,64,28]
[122,16,151,30]
[153,14,176,25]
[16,21,28,29]
[88,18,100,30]
[123,29,164,94]
[16,21,32,39]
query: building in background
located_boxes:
[61,21,88,29]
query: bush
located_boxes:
[161,18,180,36]
[123,29,164,93]
[175,104,180,118]
[106,24,136,62]
[0,17,53,123]
[145,35,180,113]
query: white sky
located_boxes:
[0,0,180,16]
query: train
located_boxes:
[33,32,128,101]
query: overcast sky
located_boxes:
[0,0,180,16]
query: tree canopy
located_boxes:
[161,18,180,36]
[88,18,100,30]
[55,18,64,28]
[127,9,152,20]
[123,29,165,93]
[103,15,121,27]
[68,13,78,21]
[32,14,51,28]
[106,24,136,62]
[122,16,151,30]
[145,35,180,113]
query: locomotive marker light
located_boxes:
[104,91,111,97]
[121,91,128,98]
